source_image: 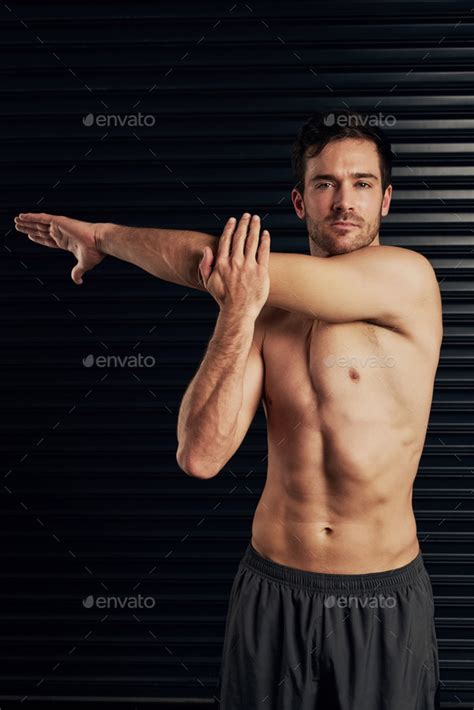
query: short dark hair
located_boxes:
[291,110,393,195]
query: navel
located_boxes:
[348,367,360,381]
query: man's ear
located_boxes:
[291,186,305,220]
[381,184,392,217]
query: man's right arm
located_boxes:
[14,211,219,290]
[176,308,265,479]
[96,222,218,291]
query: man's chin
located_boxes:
[308,226,377,256]
[326,230,378,254]
[328,244,356,256]
[325,239,368,256]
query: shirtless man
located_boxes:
[14,110,442,709]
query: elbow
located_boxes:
[176,448,219,479]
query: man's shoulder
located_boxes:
[381,246,443,345]
[371,244,437,282]
[360,245,441,315]
[391,246,441,306]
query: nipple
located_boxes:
[349,367,360,381]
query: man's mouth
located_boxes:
[331,221,358,228]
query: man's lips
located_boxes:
[331,221,358,227]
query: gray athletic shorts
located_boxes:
[215,541,440,709]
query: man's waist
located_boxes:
[251,507,419,574]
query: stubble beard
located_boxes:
[306,212,381,257]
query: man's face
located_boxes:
[291,138,392,257]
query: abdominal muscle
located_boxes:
[250,414,422,575]
[248,308,438,575]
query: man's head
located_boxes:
[291,110,393,257]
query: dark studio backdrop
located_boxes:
[1,1,473,707]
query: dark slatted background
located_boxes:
[1,0,473,707]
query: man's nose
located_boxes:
[331,187,355,213]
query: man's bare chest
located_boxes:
[260,312,422,420]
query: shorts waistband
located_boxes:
[241,542,427,594]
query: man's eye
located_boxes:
[315,182,371,189]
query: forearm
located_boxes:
[96,222,218,290]
[176,309,255,477]
[95,220,340,320]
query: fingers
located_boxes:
[16,212,53,225]
[15,218,51,237]
[231,212,252,258]
[15,216,58,247]
[219,212,266,262]
[27,234,59,248]
[198,246,214,288]
[217,216,236,260]
[244,214,261,260]
[71,262,85,285]
[19,225,51,239]
[257,228,271,268]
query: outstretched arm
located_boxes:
[14,212,441,336]
[99,216,439,334]
[97,221,217,290]
[14,212,217,289]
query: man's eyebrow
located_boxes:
[309,172,379,182]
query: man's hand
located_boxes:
[13,212,105,285]
[198,212,271,320]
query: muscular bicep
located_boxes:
[267,245,438,333]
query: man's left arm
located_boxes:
[267,245,440,334]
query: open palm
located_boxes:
[14,212,105,285]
